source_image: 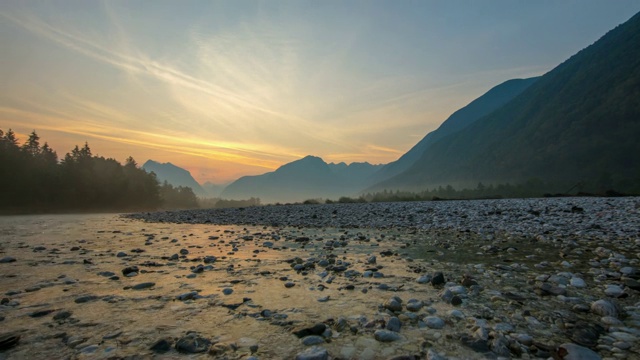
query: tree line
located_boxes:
[0,128,198,213]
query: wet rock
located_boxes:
[556,343,602,359]
[604,284,625,298]
[490,336,510,357]
[132,282,155,290]
[383,297,403,312]
[79,344,99,353]
[222,288,233,295]
[285,282,296,288]
[567,322,604,348]
[176,291,199,301]
[0,257,16,263]
[294,345,329,360]
[386,317,402,332]
[625,278,640,291]
[426,348,448,360]
[29,309,55,318]
[0,332,20,350]
[150,338,172,353]
[302,335,325,346]
[116,252,127,257]
[175,333,211,353]
[423,316,445,329]
[293,324,326,338]
[591,299,618,318]
[460,335,490,353]
[121,266,139,276]
[431,272,445,286]
[537,282,567,296]
[374,329,401,342]
[570,277,586,288]
[74,295,98,304]
[406,299,423,312]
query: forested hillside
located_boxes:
[0,129,197,213]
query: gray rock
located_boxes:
[426,348,448,360]
[0,257,16,263]
[604,285,625,298]
[132,282,155,290]
[150,338,172,353]
[439,289,453,303]
[557,343,602,360]
[570,277,587,288]
[423,316,445,329]
[591,299,618,318]
[416,274,432,284]
[294,346,328,360]
[383,297,403,312]
[74,295,98,303]
[386,317,402,332]
[374,329,401,342]
[302,335,325,346]
[406,299,423,312]
[176,291,199,301]
[222,288,233,295]
[175,333,211,353]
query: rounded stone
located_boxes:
[294,346,329,360]
[302,335,325,346]
[374,329,401,342]
[591,300,618,318]
[423,316,445,329]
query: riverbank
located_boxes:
[0,198,638,359]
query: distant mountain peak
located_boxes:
[142,160,207,197]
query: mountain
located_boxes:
[221,155,382,203]
[374,12,640,193]
[368,77,539,185]
[142,160,207,197]
[202,181,227,198]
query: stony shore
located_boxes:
[0,197,638,359]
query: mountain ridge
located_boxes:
[374,11,640,193]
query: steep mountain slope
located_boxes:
[375,12,640,193]
[369,77,539,184]
[142,160,207,197]
[221,156,382,203]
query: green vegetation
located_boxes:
[0,129,198,214]
[198,197,261,209]
[376,12,640,195]
[321,179,632,205]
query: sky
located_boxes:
[2,1,639,184]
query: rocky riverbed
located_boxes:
[1,197,639,359]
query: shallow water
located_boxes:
[0,213,637,359]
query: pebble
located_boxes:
[175,333,211,353]
[591,299,619,318]
[423,316,445,329]
[302,335,325,346]
[74,295,98,303]
[374,329,401,342]
[0,257,16,263]
[131,282,155,290]
[557,343,602,359]
[386,317,402,332]
[294,346,329,360]
[570,277,587,288]
[604,285,625,298]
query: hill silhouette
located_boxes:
[374,11,640,194]
[221,155,382,203]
